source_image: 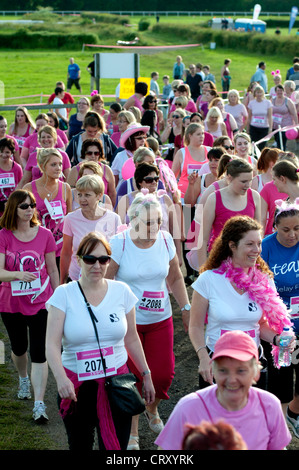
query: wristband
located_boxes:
[195,346,206,354]
[141,370,151,377]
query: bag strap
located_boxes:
[77,281,107,375]
[196,392,214,422]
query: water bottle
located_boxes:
[108,121,113,136]
[278,327,293,367]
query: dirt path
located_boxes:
[41,285,299,451]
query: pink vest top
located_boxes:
[31,180,67,257]
[178,146,209,198]
[208,188,255,251]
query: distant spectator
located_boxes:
[289,63,299,90]
[53,87,68,131]
[48,81,74,118]
[286,57,299,80]
[150,72,160,96]
[162,75,172,100]
[86,54,96,93]
[202,65,216,84]
[67,58,82,94]
[173,56,185,80]
[251,62,268,93]
[186,64,202,102]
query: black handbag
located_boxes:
[77,282,145,416]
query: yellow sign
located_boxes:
[119,77,151,100]
[119,78,135,100]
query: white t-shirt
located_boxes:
[192,270,264,350]
[248,99,272,128]
[110,229,176,325]
[63,208,121,280]
[111,149,129,190]
[53,96,67,120]
[46,279,138,373]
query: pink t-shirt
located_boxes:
[56,128,69,146]
[155,385,291,450]
[5,134,20,153]
[63,208,121,280]
[22,132,65,156]
[248,99,272,128]
[260,181,288,235]
[224,103,248,129]
[31,180,67,257]
[25,149,71,181]
[0,226,56,315]
[0,161,23,204]
[170,99,197,114]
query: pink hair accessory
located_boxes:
[141,188,149,195]
[157,189,167,197]
[275,198,299,218]
[116,224,130,233]
[271,70,280,76]
[90,90,98,96]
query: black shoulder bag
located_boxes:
[77,281,145,416]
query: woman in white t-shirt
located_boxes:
[60,174,121,283]
[247,85,272,151]
[46,231,155,451]
[224,89,248,131]
[189,215,293,389]
[106,192,190,450]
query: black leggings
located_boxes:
[58,380,132,451]
[249,125,269,151]
[1,309,48,363]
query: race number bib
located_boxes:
[273,113,283,125]
[187,164,202,175]
[252,115,266,126]
[11,271,41,296]
[139,291,165,313]
[0,173,15,189]
[76,346,117,381]
[44,198,64,220]
[290,296,299,320]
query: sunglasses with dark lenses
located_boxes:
[172,115,181,119]
[86,151,100,156]
[80,255,111,265]
[143,176,159,184]
[223,145,234,150]
[19,203,36,210]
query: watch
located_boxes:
[181,304,191,312]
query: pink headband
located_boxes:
[275,198,299,219]
[90,90,98,96]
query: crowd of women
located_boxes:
[0,69,298,451]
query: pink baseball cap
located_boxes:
[212,330,259,362]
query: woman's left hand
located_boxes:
[143,375,155,405]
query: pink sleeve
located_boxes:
[44,228,57,253]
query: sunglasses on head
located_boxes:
[18,203,36,210]
[143,176,159,183]
[86,151,100,156]
[80,255,111,265]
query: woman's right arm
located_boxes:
[260,196,268,235]
[197,193,216,268]
[189,290,213,384]
[0,253,37,282]
[105,259,120,279]
[59,234,73,284]
[172,148,183,179]
[46,305,77,401]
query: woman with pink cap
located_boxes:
[111,123,150,190]
[155,330,292,450]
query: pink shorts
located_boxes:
[127,317,175,400]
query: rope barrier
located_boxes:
[82,43,201,50]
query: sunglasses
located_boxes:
[80,255,111,265]
[223,145,235,150]
[172,115,181,119]
[175,103,183,106]
[18,203,36,210]
[143,176,159,183]
[86,151,100,156]
[134,136,147,141]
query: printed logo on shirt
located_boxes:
[109,313,119,323]
[248,302,258,312]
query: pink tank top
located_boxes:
[208,188,255,251]
[133,95,144,112]
[12,123,31,148]
[178,146,209,198]
[223,112,233,140]
[31,180,67,257]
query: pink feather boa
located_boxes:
[214,258,293,368]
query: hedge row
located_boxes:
[0,30,99,49]
[152,24,299,57]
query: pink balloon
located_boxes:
[121,157,135,180]
[285,129,299,140]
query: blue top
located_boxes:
[68,63,80,80]
[261,232,299,332]
[251,68,268,93]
